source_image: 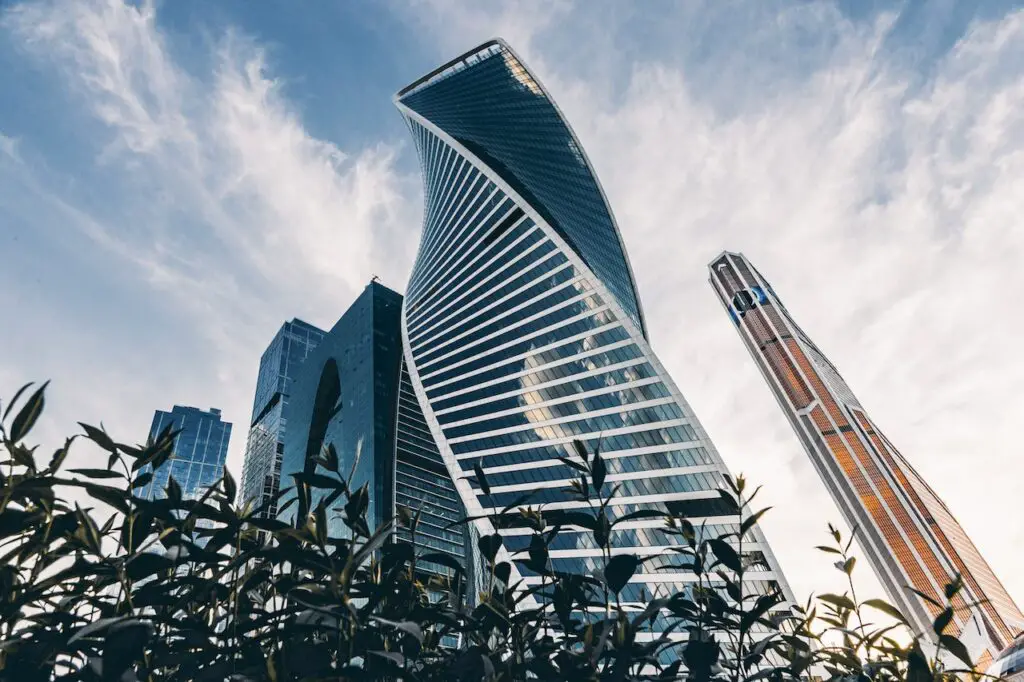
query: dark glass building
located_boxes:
[710,251,1024,663]
[279,281,466,581]
[394,39,795,637]
[138,405,231,502]
[239,318,325,519]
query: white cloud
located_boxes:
[0,132,20,161]
[400,1,1024,607]
[401,0,573,63]
[1,0,419,478]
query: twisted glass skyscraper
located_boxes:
[395,40,794,619]
[710,251,1024,664]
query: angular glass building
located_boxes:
[394,40,795,622]
[709,251,1024,663]
[239,318,325,519]
[279,281,467,582]
[138,405,231,502]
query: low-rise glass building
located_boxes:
[138,405,231,506]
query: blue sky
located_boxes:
[3,0,1024,605]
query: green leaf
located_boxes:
[591,450,606,493]
[862,598,909,625]
[350,520,394,569]
[8,444,35,470]
[78,422,117,453]
[494,561,512,584]
[132,427,178,471]
[740,507,771,537]
[906,641,932,682]
[69,468,124,479]
[611,509,667,526]
[708,538,742,573]
[314,502,328,547]
[369,651,406,668]
[132,472,153,490]
[68,616,136,645]
[817,593,857,611]
[544,510,597,530]
[478,533,503,564]
[222,470,237,502]
[944,574,964,600]
[933,606,954,636]
[371,617,424,645]
[419,552,464,575]
[10,381,48,443]
[906,585,942,608]
[605,553,639,593]
[2,383,32,422]
[166,476,182,504]
[555,456,588,473]
[324,443,340,472]
[80,483,131,514]
[741,593,781,632]
[593,513,610,549]
[102,619,154,680]
[814,545,843,555]
[473,460,491,496]
[74,505,102,554]
[680,518,697,546]
[291,471,346,490]
[525,533,549,574]
[939,633,973,668]
[572,439,589,463]
[48,436,76,472]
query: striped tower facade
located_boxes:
[709,250,1024,663]
[394,40,795,639]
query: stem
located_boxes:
[734,489,745,682]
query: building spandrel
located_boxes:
[395,39,796,646]
[709,250,1024,662]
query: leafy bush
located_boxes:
[0,383,986,681]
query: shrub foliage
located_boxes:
[0,383,985,681]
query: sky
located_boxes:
[2,0,1023,610]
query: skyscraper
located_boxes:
[138,405,231,502]
[709,250,1024,662]
[279,281,467,583]
[394,39,795,623]
[239,318,325,519]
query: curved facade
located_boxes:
[395,40,794,625]
[709,251,1024,660]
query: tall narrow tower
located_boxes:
[709,251,1023,662]
[394,39,795,627]
[240,319,325,519]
